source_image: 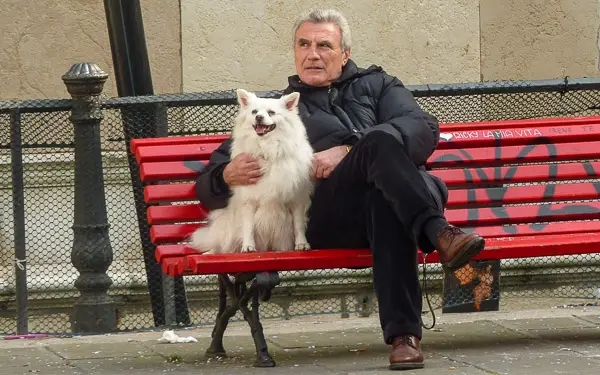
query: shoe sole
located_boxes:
[443,236,486,271]
[389,362,425,370]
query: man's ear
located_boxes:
[282,92,300,111]
[236,88,253,108]
[342,48,351,66]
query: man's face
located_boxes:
[294,22,351,87]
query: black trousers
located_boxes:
[306,130,447,343]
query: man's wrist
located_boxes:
[212,163,230,194]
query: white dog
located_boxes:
[189,89,314,254]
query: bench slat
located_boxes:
[139,159,600,186]
[436,121,600,149]
[462,221,600,238]
[430,141,600,168]
[440,116,600,132]
[431,161,600,186]
[155,240,201,261]
[163,232,600,274]
[145,183,196,203]
[150,220,600,244]
[446,202,600,226]
[140,161,208,182]
[147,204,210,224]
[448,182,600,207]
[131,134,229,153]
[187,248,374,274]
[136,143,221,164]
[148,201,600,226]
[151,223,204,244]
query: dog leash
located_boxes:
[420,255,436,330]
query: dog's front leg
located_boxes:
[240,202,257,253]
[291,200,311,251]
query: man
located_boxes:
[195,8,485,371]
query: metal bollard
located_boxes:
[62,63,116,333]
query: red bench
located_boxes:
[130,115,600,367]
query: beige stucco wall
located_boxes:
[0,0,181,100]
[1,0,600,100]
[480,0,600,81]
[181,0,481,92]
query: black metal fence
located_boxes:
[2,68,600,336]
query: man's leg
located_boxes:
[307,182,425,369]
[365,189,425,370]
[321,129,485,270]
[363,189,421,341]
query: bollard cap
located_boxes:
[62,63,108,83]
[62,63,108,96]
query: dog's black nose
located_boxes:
[255,115,264,123]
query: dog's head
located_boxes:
[235,88,302,137]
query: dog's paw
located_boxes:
[241,245,256,253]
[294,243,311,251]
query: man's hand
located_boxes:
[223,153,263,186]
[312,145,348,180]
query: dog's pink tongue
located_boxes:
[256,125,268,134]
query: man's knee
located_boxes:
[364,188,415,245]
[361,129,406,151]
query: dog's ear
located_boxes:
[281,92,300,111]
[236,89,253,108]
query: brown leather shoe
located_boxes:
[437,225,485,271]
[389,335,424,370]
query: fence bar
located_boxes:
[10,108,27,335]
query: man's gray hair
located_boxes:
[292,8,352,52]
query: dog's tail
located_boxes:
[188,209,240,254]
[189,226,218,254]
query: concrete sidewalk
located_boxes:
[1,302,599,375]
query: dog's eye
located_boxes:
[267,110,275,116]
[251,109,257,115]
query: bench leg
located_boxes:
[206,275,237,358]
[210,275,227,338]
[206,272,279,367]
[239,284,275,367]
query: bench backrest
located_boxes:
[131,116,600,250]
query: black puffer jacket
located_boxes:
[195,59,448,212]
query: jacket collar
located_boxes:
[286,59,382,91]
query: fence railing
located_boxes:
[1,63,600,336]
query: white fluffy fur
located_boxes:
[189,89,314,254]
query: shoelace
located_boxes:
[439,225,464,243]
[395,334,419,349]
